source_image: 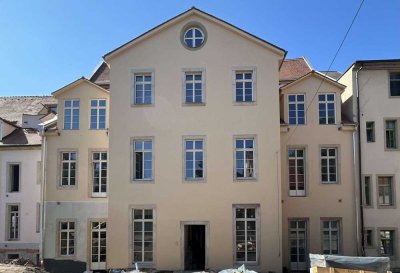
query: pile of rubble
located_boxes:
[0,258,48,273]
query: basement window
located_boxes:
[8,163,20,192]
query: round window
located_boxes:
[183,27,205,49]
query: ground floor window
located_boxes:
[133,208,154,263]
[321,219,340,254]
[7,204,19,240]
[59,221,75,256]
[234,205,259,263]
[380,230,395,256]
[289,220,308,270]
[7,253,20,260]
[91,221,106,269]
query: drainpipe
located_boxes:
[355,65,365,256]
[39,126,47,268]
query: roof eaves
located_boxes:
[52,77,110,97]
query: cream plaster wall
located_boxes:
[107,14,284,272]
[280,75,357,270]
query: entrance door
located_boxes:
[184,225,206,270]
[91,221,107,270]
[289,220,307,271]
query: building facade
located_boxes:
[42,78,109,273]
[340,60,400,270]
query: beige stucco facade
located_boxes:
[106,10,285,272]
[43,79,109,272]
[280,73,358,271]
[340,61,400,269]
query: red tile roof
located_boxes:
[279,57,312,83]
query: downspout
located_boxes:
[39,126,47,268]
[355,65,365,256]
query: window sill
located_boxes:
[321,182,339,185]
[183,178,206,183]
[377,205,396,209]
[63,128,80,131]
[57,186,78,190]
[131,179,154,184]
[91,194,107,198]
[6,239,20,241]
[233,101,257,106]
[57,255,77,260]
[385,148,400,151]
[132,262,154,268]
[234,177,258,182]
[131,103,154,107]
[89,128,107,131]
[182,102,206,106]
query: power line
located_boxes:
[281,0,365,147]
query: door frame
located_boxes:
[87,219,107,271]
[288,218,309,271]
[180,221,209,270]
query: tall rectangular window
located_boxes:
[320,147,338,183]
[288,94,305,125]
[92,152,107,197]
[385,120,397,149]
[390,72,400,97]
[322,220,340,254]
[59,221,75,256]
[235,138,255,179]
[91,222,106,268]
[378,176,394,207]
[133,209,154,263]
[133,140,153,180]
[363,176,372,206]
[63,99,79,130]
[380,230,395,256]
[318,94,335,124]
[90,99,106,129]
[184,139,204,180]
[366,122,375,142]
[234,206,259,263]
[134,74,152,105]
[61,152,77,186]
[289,220,308,271]
[365,229,373,247]
[7,205,19,240]
[288,148,306,196]
[185,72,203,103]
[8,163,20,192]
[235,71,254,102]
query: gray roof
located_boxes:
[0,96,57,126]
[1,128,41,146]
[318,71,342,80]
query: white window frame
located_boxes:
[321,219,341,255]
[385,119,398,150]
[60,151,77,187]
[234,137,257,180]
[232,67,257,104]
[63,99,80,130]
[377,176,395,208]
[318,93,336,124]
[288,94,306,125]
[7,204,20,241]
[90,221,107,270]
[132,208,155,265]
[7,162,21,193]
[59,220,76,257]
[289,219,308,271]
[91,151,108,197]
[366,121,375,143]
[182,68,205,104]
[288,148,306,196]
[131,138,154,182]
[379,229,396,257]
[131,69,155,106]
[183,137,205,181]
[90,99,107,129]
[183,27,205,48]
[320,147,338,184]
[233,204,260,265]
[389,72,400,97]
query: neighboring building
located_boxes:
[0,96,55,264]
[104,7,286,272]
[41,78,109,273]
[340,59,400,269]
[279,59,358,271]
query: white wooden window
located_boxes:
[133,140,153,180]
[91,221,106,269]
[288,94,306,125]
[288,148,306,196]
[378,176,394,206]
[60,221,75,256]
[184,139,204,180]
[235,138,255,179]
[183,27,205,48]
[320,147,338,183]
[385,120,397,149]
[90,99,106,129]
[380,230,395,256]
[289,220,308,271]
[133,209,154,263]
[61,152,77,186]
[234,206,259,263]
[92,152,107,197]
[322,220,340,254]
[63,99,79,130]
[235,71,254,102]
[185,72,203,103]
[7,205,19,240]
[318,94,335,124]
[134,74,152,105]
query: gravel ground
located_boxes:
[0,263,48,273]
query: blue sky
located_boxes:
[0,0,399,96]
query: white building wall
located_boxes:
[0,147,41,263]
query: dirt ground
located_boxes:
[0,263,48,273]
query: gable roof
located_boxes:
[89,62,110,90]
[103,7,286,61]
[0,128,41,146]
[280,70,346,91]
[0,96,57,127]
[279,57,313,83]
[52,77,110,97]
